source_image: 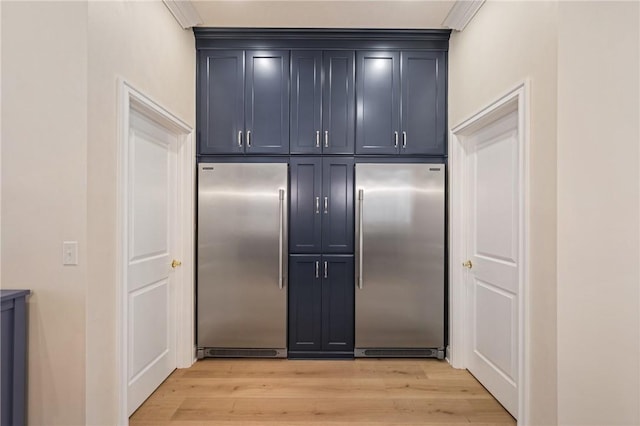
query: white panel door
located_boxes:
[127,110,178,415]
[465,111,520,417]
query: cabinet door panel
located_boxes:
[289,255,322,351]
[323,51,355,154]
[401,51,446,155]
[322,255,354,352]
[290,51,322,154]
[245,50,290,154]
[322,158,354,253]
[290,158,322,253]
[199,50,244,154]
[355,51,400,155]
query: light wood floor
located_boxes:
[130,359,515,425]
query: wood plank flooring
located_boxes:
[130,359,515,425]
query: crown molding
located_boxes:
[442,0,485,32]
[163,0,203,29]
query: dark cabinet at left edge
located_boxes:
[198,50,290,155]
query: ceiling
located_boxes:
[190,1,457,29]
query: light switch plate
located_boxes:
[62,241,78,265]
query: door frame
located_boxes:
[448,81,530,424]
[116,80,195,424]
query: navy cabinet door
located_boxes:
[355,51,400,155]
[289,255,322,351]
[290,158,322,253]
[321,255,354,352]
[198,50,244,154]
[290,51,322,155]
[245,50,290,154]
[322,158,354,253]
[400,51,447,155]
[323,51,355,154]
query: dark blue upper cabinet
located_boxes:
[288,255,322,351]
[400,51,446,155]
[290,158,323,253]
[198,50,245,155]
[355,51,400,155]
[290,51,322,154]
[322,51,355,155]
[322,158,354,253]
[290,51,355,155]
[245,50,290,154]
[321,255,354,351]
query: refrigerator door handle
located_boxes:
[278,189,285,289]
[358,189,364,289]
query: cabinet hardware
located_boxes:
[402,131,407,148]
[315,197,320,214]
[394,131,398,148]
[315,261,320,278]
[324,196,328,214]
[238,130,243,147]
[316,131,320,148]
[324,261,328,278]
[247,130,251,148]
[324,130,329,148]
[462,260,473,269]
[171,259,182,268]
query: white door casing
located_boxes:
[126,110,178,415]
[117,80,195,424]
[449,82,529,424]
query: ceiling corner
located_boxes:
[442,0,485,32]
[163,0,203,29]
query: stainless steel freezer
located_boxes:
[354,163,445,358]
[197,163,288,358]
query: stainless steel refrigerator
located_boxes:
[354,163,445,358]
[197,163,288,358]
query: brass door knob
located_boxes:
[171,259,182,269]
[462,260,473,269]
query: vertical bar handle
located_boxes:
[315,196,320,214]
[324,130,329,148]
[278,189,285,289]
[315,261,319,278]
[316,131,320,148]
[402,131,407,148]
[324,261,328,279]
[238,130,243,147]
[247,130,251,148]
[324,196,328,214]
[358,189,364,289]
[394,131,398,148]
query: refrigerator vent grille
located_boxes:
[205,348,280,358]
[362,349,437,358]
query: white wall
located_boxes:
[1,2,88,424]
[448,2,559,424]
[86,2,195,424]
[556,2,640,425]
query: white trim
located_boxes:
[116,79,195,425]
[448,80,530,425]
[162,0,203,29]
[442,0,485,32]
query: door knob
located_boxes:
[171,259,182,269]
[462,260,472,269]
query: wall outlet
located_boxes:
[62,241,78,266]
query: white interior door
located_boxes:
[464,110,520,417]
[126,109,178,415]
